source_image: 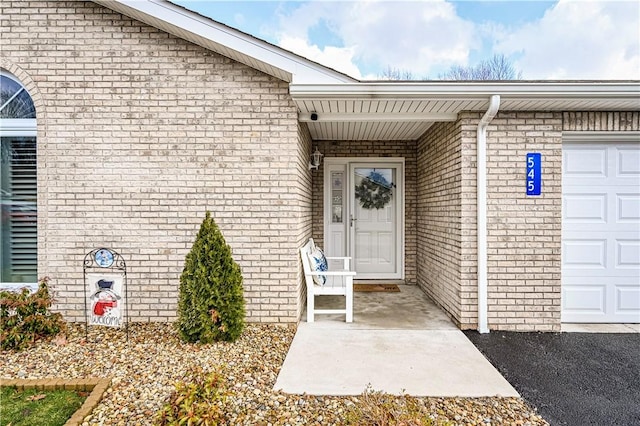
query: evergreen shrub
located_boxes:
[177,211,245,342]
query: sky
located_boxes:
[171,0,640,80]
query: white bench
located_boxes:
[300,238,355,323]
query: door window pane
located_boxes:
[331,171,343,223]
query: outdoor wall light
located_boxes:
[308,147,324,170]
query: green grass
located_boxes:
[0,386,86,426]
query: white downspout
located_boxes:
[477,95,500,334]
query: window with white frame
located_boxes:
[1,71,37,284]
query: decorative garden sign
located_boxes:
[354,170,395,209]
[87,272,124,327]
[83,248,128,337]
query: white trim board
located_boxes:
[563,131,640,142]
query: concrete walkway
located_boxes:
[274,285,518,397]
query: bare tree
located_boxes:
[438,54,523,80]
[378,66,414,80]
[378,54,522,81]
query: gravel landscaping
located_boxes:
[1,323,548,425]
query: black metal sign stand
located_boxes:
[83,248,129,341]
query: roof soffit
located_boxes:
[293,82,639,141]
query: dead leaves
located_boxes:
[209,309,219,323]
[26,393,46,401]
[53,334,67,346]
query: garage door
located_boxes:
[562,141,640,323]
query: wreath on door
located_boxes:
[354,170,395,210]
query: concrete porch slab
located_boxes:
[561,323,640,333]
[274,326,519,397]
[305,285,459,331]
[274,285,519,397]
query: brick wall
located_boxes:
[417,112,564,332]
[295,123,313,319]
[416,121,465,326]
[311,140,417,284]
[563,112,640,131]
[1,1,303,322]
[459,118,480,329]
[482,112,564,332]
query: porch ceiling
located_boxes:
[292,82,640,141]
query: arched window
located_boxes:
[1,71,37,285]
[1,74,36,119]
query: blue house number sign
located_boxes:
[526,153,542,196]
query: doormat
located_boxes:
[354,284,400,292]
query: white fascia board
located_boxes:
[289,82,640,100]
[93,0,355,84]
[299,112,457,122]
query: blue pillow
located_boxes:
[308,246,328,286]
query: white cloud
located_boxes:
[494,0,640,79]
[272,1,476,79]
[278,35,364,79]
[341,1,476,75]
[268,0,639,80]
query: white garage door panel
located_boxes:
[565,237,640,276]
[563,194,607,222]
[618,194,640,221]
[562,142,640,323]
[563,277,640,322]
[563,147,607,176]
[616,147,640,175]
[563,284,606,313]
[563,240,607,268]
[617,285,640,312]
[617,240,640,267]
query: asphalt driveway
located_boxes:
[464,331,640,426]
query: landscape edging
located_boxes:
[0,377,113,426]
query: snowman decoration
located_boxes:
[90,279,121,326]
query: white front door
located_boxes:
[562,141,640,323]
[350,163,402,278]
[323,159,404,280]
